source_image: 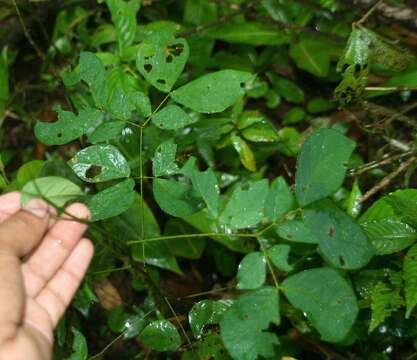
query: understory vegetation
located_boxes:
[2,0,417,358]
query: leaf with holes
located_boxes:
[152,104,195,130]
[220,180,269,230]
[295,128,355,206]
[220,287,280,360]
[87,179,135,221]
[237,252,266,290]
[152,140,179,177]
[21,176,83,208]
[171,70,253,113]
[189,300,230,339]
[283,267,358,343]
[304,199,373,270]
[136,31,189,92]
[35,107,102,146]
[139,320,181,352]
[153,178,202,218]
[68,144,130,183]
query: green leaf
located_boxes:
[389,193,417,228]
[307,97,335,114]
[164,220,206,259]
[171,70,253,113]
[289,37,330,77]
[282,107,306,125]
[361,219,417,255]
[107,194,181,273]
[206,22,289,46]
[220,287,280,360]
[87,179,136,221]
[267,244,293,272]
[0,47,8,119]
[304,199,373,270]
[231,133,256,172]
[65,327,88,360]
[153,178,202,218]
[264,177,295,221]
[220,180,269,230]
[241,122,279,143]
[344,178,362,218]
[369,282,402,332]
[275,219,318,243]
[105,0,140,51]
[68,145,130,183]
[404,244,417,318]
[152,140,179,177]
[187,166,220,217]
[88,121,126,144]
[139,320,181,352]
[152,104,195,130]
[21,176,83,208]
[35,107,102,146]
[136,31,189,92]
[295,128,356,206]
[189,300,229,338]
[16,160,44,188]
[237,252,266,290]
[282,267,358,343]
[79,52,108,109]
[269,74,304,104]
[184,0,217,25]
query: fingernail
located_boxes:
[24,199,49,218]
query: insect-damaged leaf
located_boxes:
[35,107,102,146]
[68,145,130,183]
[136,31,189,92]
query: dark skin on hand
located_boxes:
[0,192,93,360]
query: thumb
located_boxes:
[0,198,53,257]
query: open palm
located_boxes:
[0,192,93,360]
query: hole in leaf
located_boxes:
[85,165,102,179]
[167,43,184,57]
[353,63,361,76]
[144,64,153,73]
[240,82,246,88]
[327,226,335,238]
[157,79,166,85]
[342,63,349,72]
[166,54,174,63]
[338,256,345,267]
[57,133,63,138]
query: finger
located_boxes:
[0,198,52,256]
[22,203,90,297]
[34,238,94,327]
[0,192,22,222]
[0,199,52,343]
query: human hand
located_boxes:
[0,192,93,360]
